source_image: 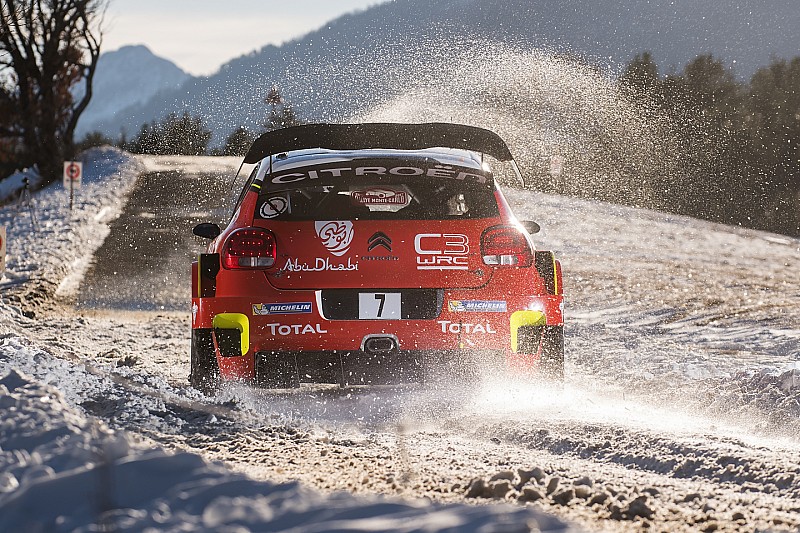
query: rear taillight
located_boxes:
[481,225,533,267]
[221,228,276,269]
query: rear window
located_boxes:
[254,159,499,221]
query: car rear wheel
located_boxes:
[190,328,220,394]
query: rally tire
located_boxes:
[540,325,565,381]
[190,328,220,394]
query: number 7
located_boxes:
[374,294,385,317]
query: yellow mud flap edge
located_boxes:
[510,310,546,353]
[212,313,249,356]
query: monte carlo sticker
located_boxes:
[351,187,410,206]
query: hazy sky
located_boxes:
[103,0,382,76]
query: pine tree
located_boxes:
[222,127,257,156]
[618,51,660,100]
[160,112,212,155]
[747,57,800,233]
[128,112,212,156]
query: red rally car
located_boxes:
[190,123,564,391]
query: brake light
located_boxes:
[481,225,533,267]
[221,228,276,269]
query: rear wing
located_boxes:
[243,123,515,164]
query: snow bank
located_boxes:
[0,147,141,303]
[0,364,570,532]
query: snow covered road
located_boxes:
[2,151,800,531]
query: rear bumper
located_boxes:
[193,291,562,349]
[192,288,563,382]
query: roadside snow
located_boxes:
[0,147,141,312]
[504,188,800,434]
[0,363,569,532]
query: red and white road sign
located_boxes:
[63,161,83,188]
[0,226,6,274]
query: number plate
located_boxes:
[358,292,401,319]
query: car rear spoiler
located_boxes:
[243,123,515,164]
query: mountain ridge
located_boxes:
[76,44,192,137]
[86,0,799,141]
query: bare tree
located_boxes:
[0,0,104,181]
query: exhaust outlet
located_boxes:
[362,335,398,354]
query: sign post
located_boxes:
[63,161,83,210]
[0,226,6,275]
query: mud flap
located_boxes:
[510,310,546,352]
[508,310,547,370]
[540,326,565,381]
[212,313,249,357]
[190,328,219,394]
